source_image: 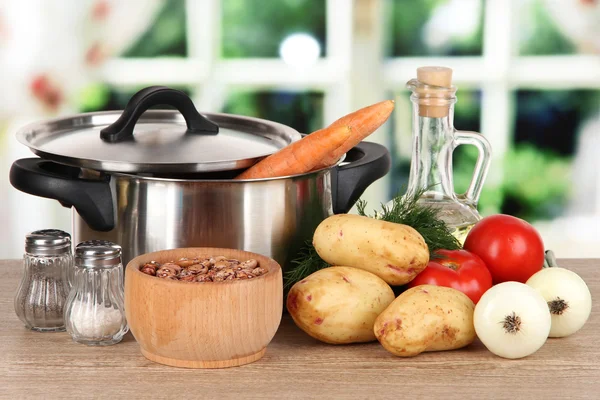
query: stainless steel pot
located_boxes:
[9,87,390,272]
[10,142,389,271]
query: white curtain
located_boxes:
[0,0,163,258]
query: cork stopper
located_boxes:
[410,66,455,118]
[417,66,453,88]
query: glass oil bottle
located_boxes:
[403,66,492,244]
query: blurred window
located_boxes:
[80,85,193,112]
[221,0,326,58]
[93,0,600,257]
[387,0,484,57]
[518,0,599,55]
[122,0,187,58]
[223,90,324,134]
[3,0,600,258]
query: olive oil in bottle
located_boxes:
[450,223,476,246]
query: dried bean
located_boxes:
[162,263,182,273]
[188,264,208,274]
[241,259,258,270]
[209,256,227,265]
[235,270,250,279]
[156,270,177,278]
[179,269,196,278]
[195,274,212,282]
[176,258,198,267]
[213,261,230,270]
[215,269,234,280]
[140,256,265,283]
[140,263,158,276]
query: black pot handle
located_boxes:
[332,141,391,214]
[100,86,219,143]
[9,158,115,231]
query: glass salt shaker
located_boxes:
[64,240,128,346]
[14,229,73,332]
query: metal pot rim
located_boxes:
[94,153,346,183]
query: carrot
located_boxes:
[234,100,394,180]
[235,125,352,180]
[314,100,395,169]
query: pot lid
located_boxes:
[16,86,301,174]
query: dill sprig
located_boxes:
[283,242,329,290]
[356,189,461,254]
[283,189,460,288]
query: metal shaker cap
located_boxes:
[75,240,122,268]
[25,229,72,256]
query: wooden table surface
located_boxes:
[1,259,598,399]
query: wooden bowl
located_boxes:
[124,248,283,369]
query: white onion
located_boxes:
[526,267,592,338]
[474,282,551,359]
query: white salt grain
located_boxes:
[69,300,124,337]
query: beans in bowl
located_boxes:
[139,256,267,282]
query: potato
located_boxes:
[287,266,395,344]
[374,285,476,357]
[313,214,429,285]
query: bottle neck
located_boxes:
[406,100,456,200]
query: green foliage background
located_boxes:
[221,0,326,58]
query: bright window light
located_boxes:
[279,33,321,67]
[422,0,481,50]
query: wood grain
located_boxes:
[1,258,599,399]
[124,248,283,368]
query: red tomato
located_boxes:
[463,214,545,284]
[408,249,492,304]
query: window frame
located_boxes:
[97,0,600,212]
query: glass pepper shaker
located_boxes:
[14,229,73,332]
[64,240,128,346]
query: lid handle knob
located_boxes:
[100,86,219,143]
